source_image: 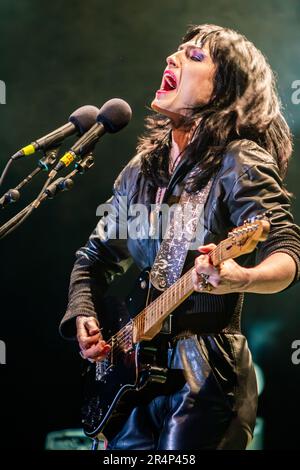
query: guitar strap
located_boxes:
[150,168,215,291]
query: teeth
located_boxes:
[165,76,176,89]
[163,73,177,90]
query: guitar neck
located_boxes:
[132,237,238,341]
[132,213,271,342]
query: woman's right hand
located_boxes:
[76,315,111,362]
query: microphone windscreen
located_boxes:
[69,105,99,135]
[97,99,132,133]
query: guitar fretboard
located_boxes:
[132,236,239,340]
[134,269,193,338]
[97,217,269,366]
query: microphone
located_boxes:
[50,98,132,174]
[12,105,100,160]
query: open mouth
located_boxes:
[159,69,178,92]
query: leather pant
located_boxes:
[107,334,258,450]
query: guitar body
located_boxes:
[81,269,172,440]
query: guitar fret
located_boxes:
[137,312,140,336]
[162,292,166,321]
[134,215,270,336]
[132,217,269,340]
[138,311,142,336]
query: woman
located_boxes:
[60,24,300,449]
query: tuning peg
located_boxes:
[244,210,272,224]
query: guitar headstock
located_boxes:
[220,211,272,261]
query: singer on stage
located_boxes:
[60,24,300,449]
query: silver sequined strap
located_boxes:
[150,175,214,291]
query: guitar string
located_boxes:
[95,226,257,363]
[98,269,195,362]
[96,233,244,361]
[104,233,233,346]
[96,247,215,362]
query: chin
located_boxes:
[151,99,177,119]
[151,100,187,128]
[150,99,161,112]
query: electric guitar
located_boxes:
[81,213,271,440]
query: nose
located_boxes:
[166,52,178,68]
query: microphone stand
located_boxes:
[0,147,60,209]
[0,153,95,240]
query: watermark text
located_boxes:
[0,80,6,104]
[95,198,205,250]
[291,339,300,365]
[0,339,6,365]
[291,80,300,105]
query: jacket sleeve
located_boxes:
[223,140,300,290]
[59,160,138,340]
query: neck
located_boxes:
[171,128,191,154]
[170,123,197,165]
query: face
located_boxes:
[151,38,216,124]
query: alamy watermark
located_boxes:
[291,340,300,365]
[96,198,206,250]
[0,80,6,104]
[0,339,6,365]
[291,80,300,105]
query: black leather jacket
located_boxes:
[60,138,300,449]
[60,139,300,338]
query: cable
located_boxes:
[0,205,34,239]
[0,147,60,209]
[0,202,33,238]
[0,175,54,239]
[0,152,95,240]
[0,158,14,188]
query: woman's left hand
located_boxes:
[192,243,251,294]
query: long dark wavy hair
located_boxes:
[138,24,293,193]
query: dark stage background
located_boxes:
[0,0,299,450]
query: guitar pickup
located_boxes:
[160,315,173,335]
